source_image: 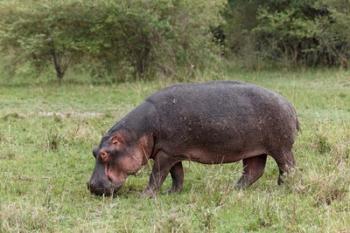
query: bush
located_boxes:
[222,0,350,68]
[0,0,224,81]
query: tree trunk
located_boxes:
[49,37,66,81]
[52,52,65,81]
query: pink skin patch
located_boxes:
[105,165,123,186]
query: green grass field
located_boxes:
[1,69,350,232]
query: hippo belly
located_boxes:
[183,147,268,164]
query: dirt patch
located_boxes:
[37,111,104,118]
[1,111,105,120]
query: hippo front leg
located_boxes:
[143,151,178,197]
[168,162,184,193]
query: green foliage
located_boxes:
[223,0,350,68]
[1,0,349,80]
[0,0,224,80]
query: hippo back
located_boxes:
[146,81,298,156]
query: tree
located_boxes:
[222,0,350,67]
[0,0,225,81]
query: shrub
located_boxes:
[0,0,224,81]
[222,0,350,68]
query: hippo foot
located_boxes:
[166,186,183,194]
[234,176,250,190]
[141,189,157,198]
[234,182,247,190]
[278,176,285,185]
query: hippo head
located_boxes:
[88,130,153,196]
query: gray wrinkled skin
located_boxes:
[88,81,299,196]
[148,81,298,162]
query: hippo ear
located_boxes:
[100,150,110,163]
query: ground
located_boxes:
[1,69,350,232]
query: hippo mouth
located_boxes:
[88,163,124,196]
[104,165,124,191]
[87,180,121,196]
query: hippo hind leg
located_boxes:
[270,149,295,185]
[168,162,184,193]
[235,154,267,189]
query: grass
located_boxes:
[1,69,350,232]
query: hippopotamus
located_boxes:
[88,81,299,196]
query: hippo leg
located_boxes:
[271,150,295,185]
[234,154,267,189]
[168,162,184,193]
[143,151,177,197]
